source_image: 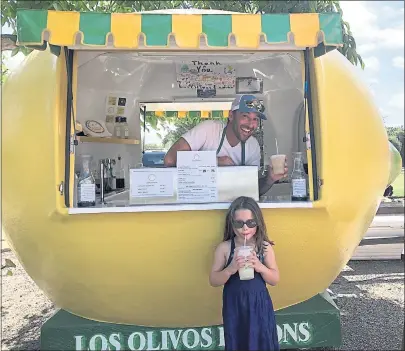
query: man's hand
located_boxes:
[217,156,235,166]
[259,160,288,196]
[267,159,288,183]
[163,137,191,167]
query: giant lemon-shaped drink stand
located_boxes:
[2,9,401,351]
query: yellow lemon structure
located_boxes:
[2,10,402,328]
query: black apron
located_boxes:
[216,126,246,166]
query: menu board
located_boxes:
[130,169,174,198]
[177,151,218,203]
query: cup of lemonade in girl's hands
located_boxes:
[237,246,254,280]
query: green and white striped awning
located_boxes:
[16,9,343,50]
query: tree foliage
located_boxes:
[144,143,165,151]
[386,126,405,165]
[161,117,225,147]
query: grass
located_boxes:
[392,170,404,197]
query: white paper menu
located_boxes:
[130,169,174,198]
[177,151,218,203]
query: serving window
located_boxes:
[68,50,316,213]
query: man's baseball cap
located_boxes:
[230,94,267,120]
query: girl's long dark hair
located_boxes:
[223,196,274,256]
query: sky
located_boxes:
[339,1,404,127]
[2,1,404,130]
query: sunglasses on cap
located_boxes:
[232,219,258,229]
[244,99,265,113]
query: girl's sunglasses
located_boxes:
[233,219,257,229]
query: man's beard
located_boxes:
[232,120,253,142]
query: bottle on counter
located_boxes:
[114,117,122,138]
[77,155,96,207]
[120,117,129,139]
[110,159,117,190]
[116,155,125,189]
[290,152,308,201]
[105,115,115,135]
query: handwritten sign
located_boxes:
[176,60,236,89]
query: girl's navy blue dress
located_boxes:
[223,237,280,351]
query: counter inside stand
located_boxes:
[71,166,312,214]
[69,202,313,214]
[70,192,313,215]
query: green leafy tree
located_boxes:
[387,126,404,147]
[386,126,405,166]
[160,117,220,147]
[144,143,164,151]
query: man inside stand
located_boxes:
[164,94,288,196]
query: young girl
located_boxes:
[209,196,280,351]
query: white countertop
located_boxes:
[68,201,313,214]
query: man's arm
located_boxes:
[165,121,214,167]
[258,157,289,196]
[249,142,277,196]
[164,137,191,167]
[259,177,276,196]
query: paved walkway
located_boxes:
[351,215,404,260]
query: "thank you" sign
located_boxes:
[176,60,235,89]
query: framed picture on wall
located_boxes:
[236,77,263,94]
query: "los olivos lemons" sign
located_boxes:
[41,293,341,350]
[74,322,312,350]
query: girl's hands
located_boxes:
[247,252,266,273]
[226,249,250,275]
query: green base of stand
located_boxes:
[41,290,341,350]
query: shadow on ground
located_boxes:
[329,261,404,351]
[2,305,55,351]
